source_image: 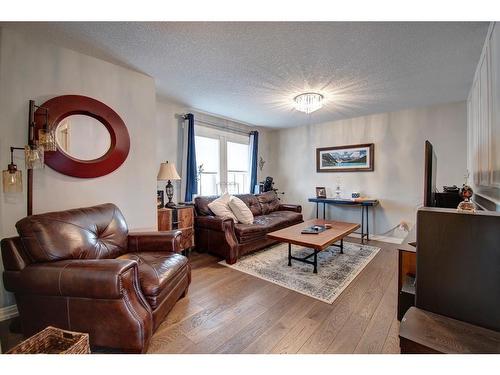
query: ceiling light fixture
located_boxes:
[293,92,324,114]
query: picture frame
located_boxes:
[316,143,374,172]
[315,186,327,198]
[157,190,164,208]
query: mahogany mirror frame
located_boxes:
[34,95,130,178]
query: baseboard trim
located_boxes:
[0,304,18,322]
[348,233,404,244]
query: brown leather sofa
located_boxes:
[1,203,191,353]
[194,191,303,264]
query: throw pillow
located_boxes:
[228,196,254,224]
[207,192,238,223]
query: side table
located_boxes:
[158,205,194,255]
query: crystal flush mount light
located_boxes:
[293,92,324,114]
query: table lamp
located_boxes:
[157,161,181,208]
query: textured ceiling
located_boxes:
[1,22,489,128]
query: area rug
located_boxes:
[218,242,380,304]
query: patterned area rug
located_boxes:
[219,241,380,304]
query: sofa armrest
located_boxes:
[278,204,302,213]
[4,259,138,299]
[128,230,182,253]
[195,215,235,232]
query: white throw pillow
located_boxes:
[228,196,254,225]
[207,192,238,223]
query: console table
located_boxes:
[308,198,379,243]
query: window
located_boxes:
[195,135,220,196]
[195,125,250,196]
[227,141,249,194]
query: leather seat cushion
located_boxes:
[234,211,303,244]
[265,211,303,225]
[117,251,188,309]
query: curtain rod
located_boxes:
[181,114,252,136]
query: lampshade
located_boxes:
[24,144,44,170]
[2,168,22,193]
[38,128,57,152]
[157,161,181,181]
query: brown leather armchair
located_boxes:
[1,203,191,353]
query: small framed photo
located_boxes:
[157,190,164,208]
[316,187,327,198]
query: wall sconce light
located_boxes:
[259,156,266,171]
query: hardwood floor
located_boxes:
[147,237,400,354]
[0,238,400,354]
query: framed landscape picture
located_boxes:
[316,143,374,172]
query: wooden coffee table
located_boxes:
[267,219,360,273]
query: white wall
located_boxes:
[0,28,157,308]
[155,97,186,204]
[268,101,467,238]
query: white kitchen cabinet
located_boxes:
[467,22,500,189]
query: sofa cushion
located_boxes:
[195,194,265,217]
[234,221,268,244]
[258,191,281,214]
[234,212,302,244]
[15,203,129,262]
[266,210,303,226]
[207,192,238,223]
[118,251,188,309]
[234,194,263,216]
[194,196,218,216]
[228,196,254,224]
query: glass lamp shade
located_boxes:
[38,128,57,152]
[24,144,44,170]
[2,168,22,193]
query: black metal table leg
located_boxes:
[313,251,318,273]
[288,243,292,266]
[340,238,344,254]
[366,205,370,241]
[361,204,365,244]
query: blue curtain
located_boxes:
[184,113,198,202]
[249,131,259,194]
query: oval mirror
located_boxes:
[55,115,111,161]
[35,95,130,178]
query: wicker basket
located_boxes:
[7,326,90,354]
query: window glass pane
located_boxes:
[195,136,219,172]
[227,142,249,171]
[195,136,220,196]
[227,141,249,194]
